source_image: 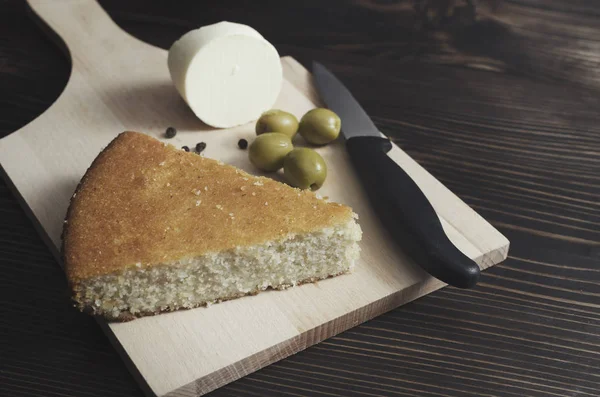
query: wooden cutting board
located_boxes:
[0,1,509,396]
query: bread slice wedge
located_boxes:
[62,131,361,321]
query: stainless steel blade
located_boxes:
[312,62,380,140]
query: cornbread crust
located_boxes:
[62,131,354,285]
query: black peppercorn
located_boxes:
[238,139,248,150]
[195,142,207,153]
[182,146,190,152]
[165,127,177,138]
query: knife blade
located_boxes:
[312,61,480,288]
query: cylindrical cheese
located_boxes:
[168,21,283,129]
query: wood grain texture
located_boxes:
[0,1,508,395]
[1,0,599,396]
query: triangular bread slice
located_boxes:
[63,131,361,321]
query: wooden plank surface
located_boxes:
[0,1,509,396]
[1,1,599,397]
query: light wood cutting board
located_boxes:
[0,1,509,396]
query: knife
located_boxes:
[312,62,480,288]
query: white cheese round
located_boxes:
[168,21,283,128]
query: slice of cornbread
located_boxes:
[62,131,361,321]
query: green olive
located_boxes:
[249,133,293,172]
[298,108,341,145]
[283,148,327,190]
[255,109,299,138]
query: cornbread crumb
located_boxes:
[196,200,201,206]
[72,220,361,321]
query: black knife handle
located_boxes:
[346,135,480,288]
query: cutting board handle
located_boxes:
[26,0,136,63]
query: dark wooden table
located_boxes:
[1,1,599,396]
